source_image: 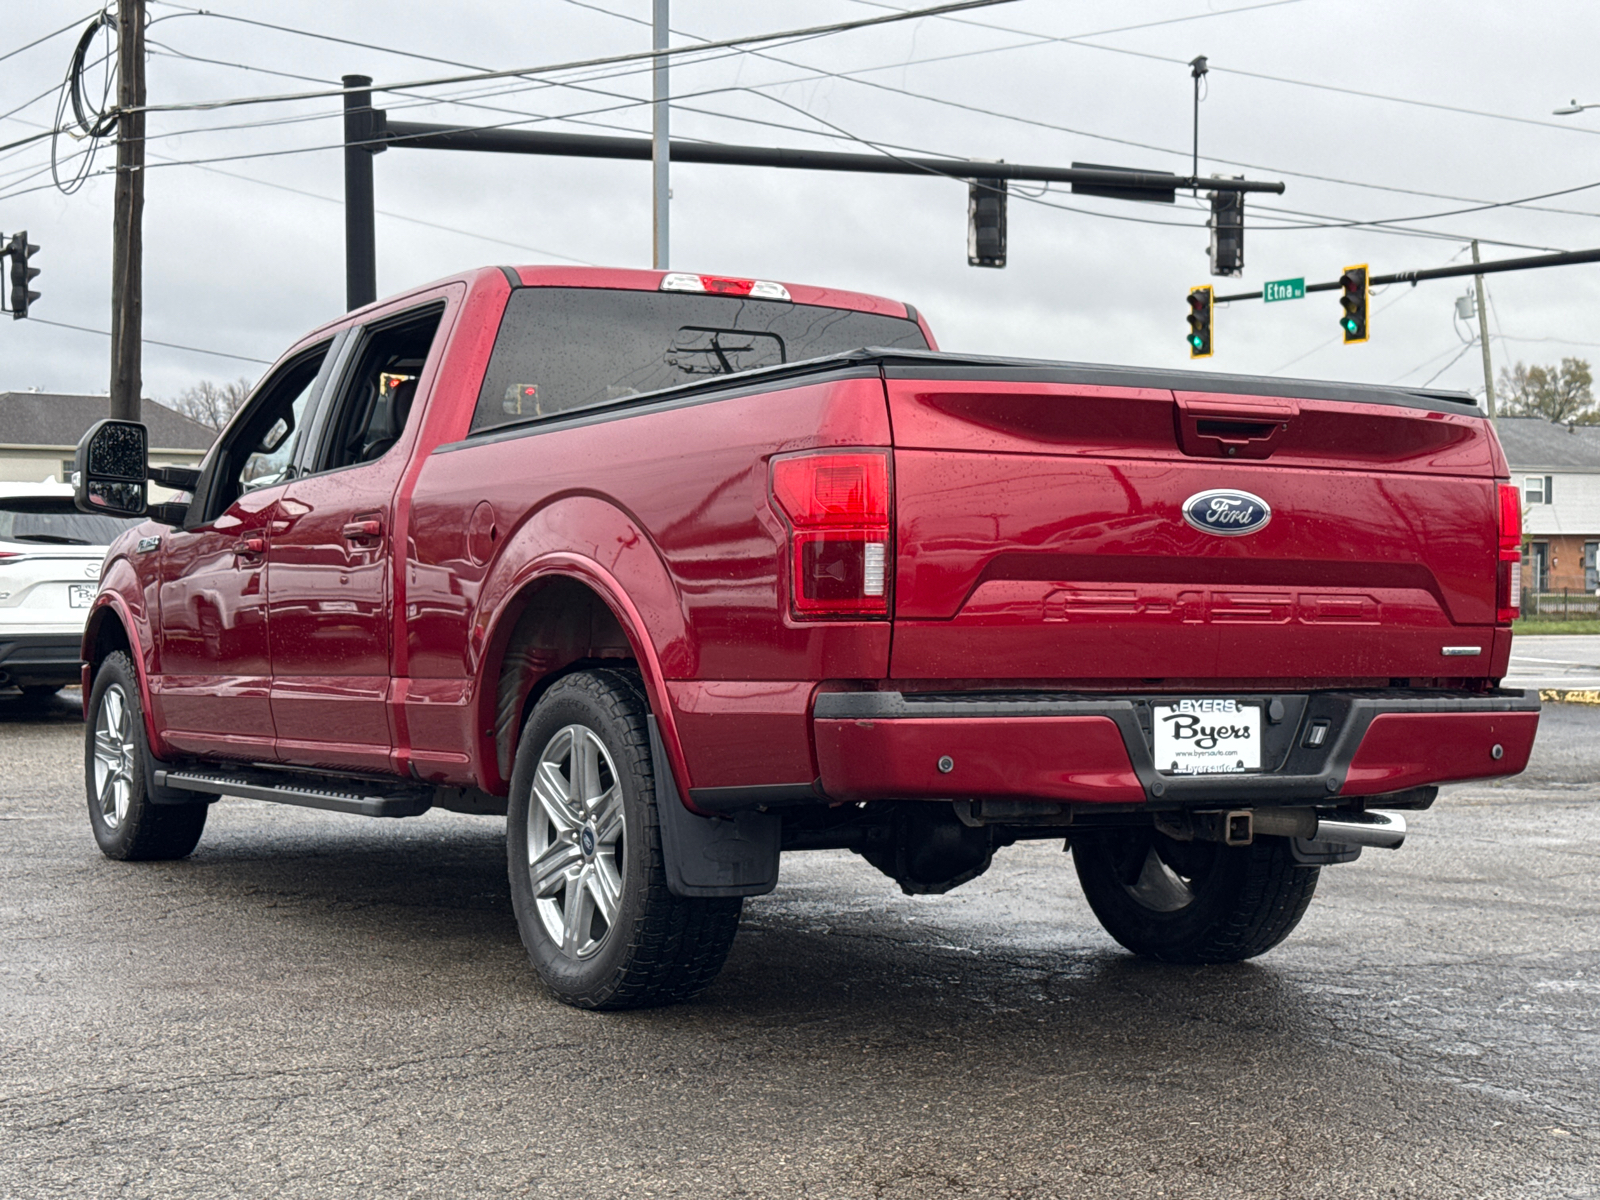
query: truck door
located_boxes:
[154,342,333,760]
[266,299,448,773]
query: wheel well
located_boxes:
[489,576,636,783]
[85,610,133,681]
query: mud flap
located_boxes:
[648,716,780,898]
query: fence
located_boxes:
[1521,589,1600,619]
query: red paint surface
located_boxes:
[815,715,1144,803]
[1343,711,1540,795]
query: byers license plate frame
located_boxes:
[68,583,95,608]
[1152,699,1261,775]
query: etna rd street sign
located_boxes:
[1264,277,1305,302]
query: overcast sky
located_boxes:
[3,0,1600,408]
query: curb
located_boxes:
[1539,689,1600,705]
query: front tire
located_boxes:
[1071,827,1317,963]
[506,668,742,1010]
[85,652,207,861]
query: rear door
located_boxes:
[266,295,451,773]
[885,370,1503,685]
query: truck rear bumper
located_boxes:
[812,689,1540,807]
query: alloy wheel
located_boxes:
[92,682,136,830]
[525,723,627,959]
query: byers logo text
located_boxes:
[1158,698,1254,750]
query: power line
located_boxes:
[121,0,1027,117]
[0,10,98,67]
[846,0,1600,139]
[25,316,272,364]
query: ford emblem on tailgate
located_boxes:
[1182,488,1272,537]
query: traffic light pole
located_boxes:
[339,101,1284,304]
[343,75,380,310]
[1212,245,1600,303]
[109,0,146,422]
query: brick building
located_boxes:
[1494,416,1600,597]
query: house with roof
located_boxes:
[0,391,215,484]
[1494,415,1600,597]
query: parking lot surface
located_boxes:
[2,690,1597,1199]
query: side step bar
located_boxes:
[155,769,433,819]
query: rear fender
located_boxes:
[473,495,694,803]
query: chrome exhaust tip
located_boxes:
[1314,809,1406,850]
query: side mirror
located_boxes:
[74,419,148,518]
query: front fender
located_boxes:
[80,573,164,755]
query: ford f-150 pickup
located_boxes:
[73,264,1541,1009]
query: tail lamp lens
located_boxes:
[1497,482,1522,623]
[771,451,890,617]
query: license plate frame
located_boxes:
[68,583,95,609]
[1151,698,1262,776]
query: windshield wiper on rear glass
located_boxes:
[11,534,91,545]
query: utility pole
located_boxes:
[652,0,669,269]
[1189,55,1207,197]
[1472,239,1496,420]
[109,0,146,422]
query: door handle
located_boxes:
[233,536,265,560]
[342,518,383,543]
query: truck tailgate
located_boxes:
[887,373,1506,685]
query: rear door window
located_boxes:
[471,288,927,434]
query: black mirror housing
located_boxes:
[74,419,149,518]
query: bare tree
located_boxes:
[1497,358,1596,424]
[169,377,252,430]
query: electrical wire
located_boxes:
[117,0,1029,118]
[1420,341,1479,387]
[568,0,1600,241]
[24,316,272,364]
[845,0,1600,139]
[0,10,100,67]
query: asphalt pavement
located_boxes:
[2,688,1598,1199]
[1507,635,1600,690]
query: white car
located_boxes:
[0,482,144,702]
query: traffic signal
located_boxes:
[967,178,1006,268]
[1186,286,1213,358]
[6,232,39,320]
[1207,187,1244,277]
[1339,264,1368,344]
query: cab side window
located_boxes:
[204,344,329,519]
[310,304,443,474]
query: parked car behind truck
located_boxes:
[74,264,1540,1009]
[0,481,140,701]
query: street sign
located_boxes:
[1264,277,1305,303]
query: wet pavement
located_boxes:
[1507,635,1600,690]
[1,686,1597,1198]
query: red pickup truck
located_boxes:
[74,264,1539,1009]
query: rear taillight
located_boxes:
[1497,481,1522,623]
[770,450,891,618]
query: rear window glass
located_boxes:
[0,500,142,547]
[471,287,928,434]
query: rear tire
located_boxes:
[506,668,742,1010]
[1071,827,1317,963]
[85,652,207,861]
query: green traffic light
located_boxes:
[1342,318,1358,333]
[1189,335,1204,349]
